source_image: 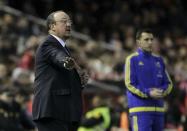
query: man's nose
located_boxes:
[148,40,153,44]
[66,21,72,26]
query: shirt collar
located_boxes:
[50,34,66,47]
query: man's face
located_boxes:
[51,12,72,40]
[137,32,154,52]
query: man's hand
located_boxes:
[63,57,89,86]
[63,57,76,70]
[73,61,89,87]
[79,70,89,87]
[149,88,164,99]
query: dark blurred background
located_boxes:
[0,0,187,130]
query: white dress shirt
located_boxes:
[50,34,66,47]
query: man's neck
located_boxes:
[141,48,152,54]
[49,31,66,41]
[50,34,66,47]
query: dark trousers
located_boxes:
[35,118,79,131]
[130,114,164,131]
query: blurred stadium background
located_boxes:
[0,0,187,131]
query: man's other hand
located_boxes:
[149,88,164,99]
[79,70,89,87]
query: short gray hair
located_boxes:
[46,10,64,31]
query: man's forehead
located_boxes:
[141,32,153,38]
[54,11,70,20]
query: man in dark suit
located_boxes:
[32,10,89,131]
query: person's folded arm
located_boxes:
[158,58,173,97]
[125,54,149,98]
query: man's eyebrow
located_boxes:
[60,17,71,20]
[144,37,153,40]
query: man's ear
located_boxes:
[50,24,55,31]
[136,39,140,45]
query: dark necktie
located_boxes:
[64,45,71,55]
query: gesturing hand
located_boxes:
[63,57,76,70]
[63,57,89,86]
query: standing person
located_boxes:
[32,10,89,131]
[124,28,173,131]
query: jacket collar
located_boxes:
[50,34,66,47]
[46,35,70,56]
[137,48,152,57]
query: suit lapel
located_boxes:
[64,45,71,56]
[47,35,71,56]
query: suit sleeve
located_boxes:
[124,54,148,98]
[159,58,173,96]
[42,43,68,69]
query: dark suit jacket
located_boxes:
[32,35,83,122]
